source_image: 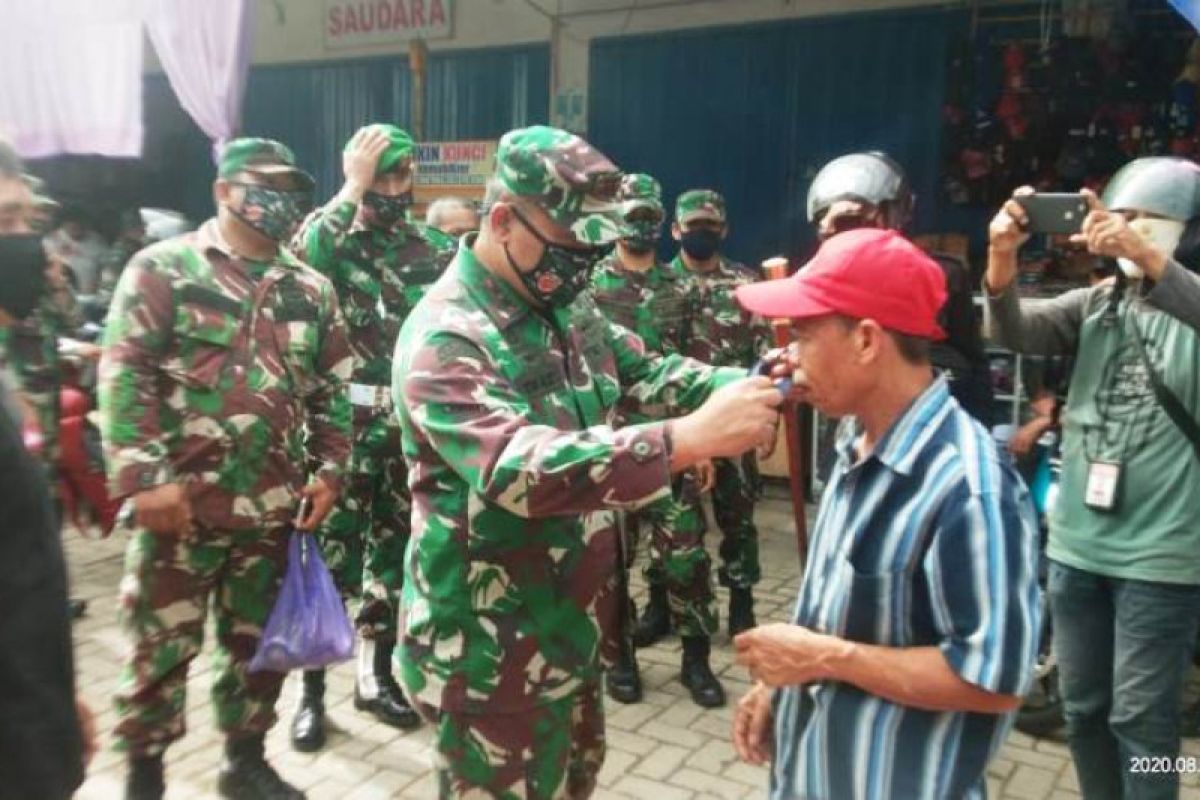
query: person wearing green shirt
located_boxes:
[986,157,1200,800]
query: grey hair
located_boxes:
[425,195,481,227]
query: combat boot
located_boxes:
[124,753,165,800]
[606,633,643,704]
[289,669,326,753]
[680,636,725,708]
[631,583,671,648]
[217,734,305,800]
[353,636,422,730]
[728,587,757,639]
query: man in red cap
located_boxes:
[729,229,1041,800]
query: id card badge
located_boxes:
[1084,461,1122,512]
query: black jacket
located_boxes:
[0,381,83,800]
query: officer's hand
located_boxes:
[732,681,774,766]
[671,377,783,470]
[297,478,337,530]
[694,459,716,493]
[133,483,192,537]
[986,187,1035,294]
[342,127,391,198]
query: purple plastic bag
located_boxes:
[249,530,354,673]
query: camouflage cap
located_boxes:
[347,124,415,176]
[218,137,315,192]
[618,173,664,218]
[675,189,726,224]
[493,125,623,246]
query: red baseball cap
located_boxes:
[735,228,947,340]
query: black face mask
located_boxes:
[0,234,48,320]
[507,206,608,308]
[679,228,722,261]
[363,190,413,229]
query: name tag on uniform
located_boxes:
[1084,461,1121,512]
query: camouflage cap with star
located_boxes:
[493,125,623,246]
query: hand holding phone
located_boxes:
[1015,193,1089,235]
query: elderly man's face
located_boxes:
[437,205,480,237]
[787,316,866,418]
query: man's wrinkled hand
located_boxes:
[735,622,853,688]
[732,681,774,766]
[694,459,715,493]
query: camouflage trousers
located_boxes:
[424,680,605,799]
[645,455,762,593]
[630,471,717,637]
[113,521,290,756]
[317,409,410,639]
[713,454,762,589]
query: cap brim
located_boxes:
[679,211,724,224]
[244,165,316,193]
[734,275,835,320]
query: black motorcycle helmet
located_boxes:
[806,151,914,232]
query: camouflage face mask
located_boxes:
[621,217,662,255]
[363,190,413,230]
[507,205,610,307]
[229,183,312,242]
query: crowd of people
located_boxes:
[0,114,1198,800]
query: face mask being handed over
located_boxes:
[1119,218,1185,279]
[0,233,48,320]
[229,183,311,243]
[507,206,605,308]
[679,227,722,261]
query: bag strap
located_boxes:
[1130,318,1200,463]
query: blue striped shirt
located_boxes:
[771,378,1041,800]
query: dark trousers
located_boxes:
[1049,560,1200,800]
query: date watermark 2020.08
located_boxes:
[1129,757,1200,775]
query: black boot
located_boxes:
[290,669,326,753]
[606,634,643,704]
[632,583,671,648]
[680,636,725,708]
[354,637,422,730]
[125,753,165,800]
[728,587,757,639]
[217,735,305,800]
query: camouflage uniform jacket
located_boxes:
[392,240,742,714]
[98,219,353,530]
[588,254,695,425]
[669,255,771,369]
[292,199,455,388]
[0,284,84,461]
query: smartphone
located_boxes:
[1015,193,1089,235]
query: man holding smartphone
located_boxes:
[985,157,1200,800]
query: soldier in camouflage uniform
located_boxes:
[655,189,772,642]
[0,240,83,470]
[588,173,725,708]
[391,125,783,798]
[99,138,352,800]
[288,124,454,749]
